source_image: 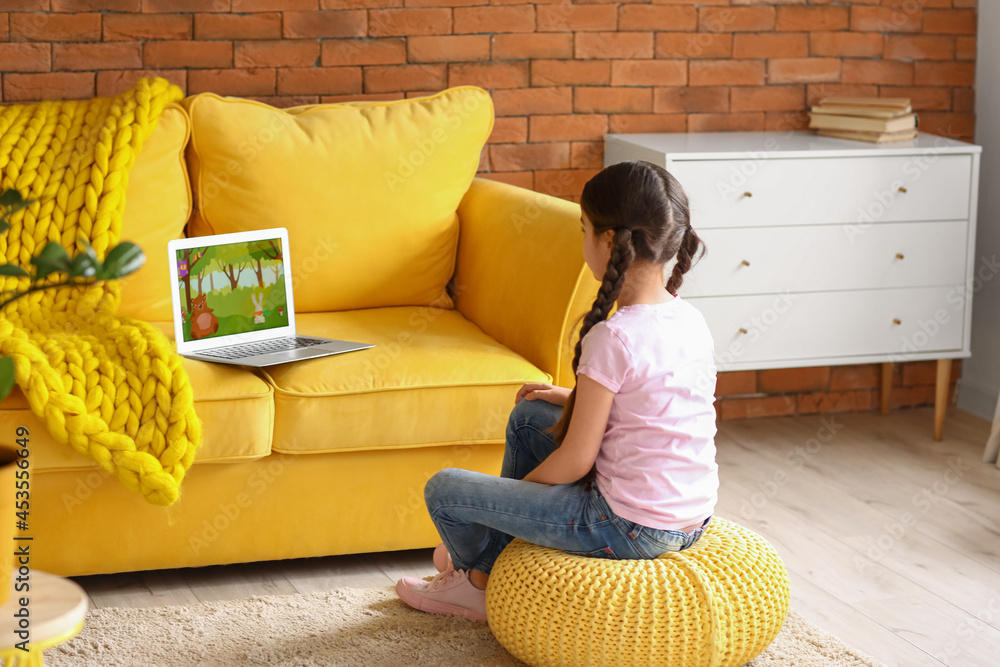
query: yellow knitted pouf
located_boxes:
[486,517,790,667]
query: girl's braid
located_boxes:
[549,228,636,450]
[573,228,636,372]
[666,226,699,297]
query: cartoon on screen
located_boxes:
[175,238,289,342]
[189,294,219,339]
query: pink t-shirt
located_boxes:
[577,295,718,532]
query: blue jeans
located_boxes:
[425,398,711,575]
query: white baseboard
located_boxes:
[956,377,1000,422]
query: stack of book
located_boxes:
[808,97,917,143]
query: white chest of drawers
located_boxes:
[605,131,982,440]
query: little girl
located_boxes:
[396,160,719,622]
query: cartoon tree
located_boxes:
[178,247,211,316]
[188,246,220,299]
[214,242,252,290]
[200,255,221,293]
[249,239,282,288]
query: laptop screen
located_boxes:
[172,236,290,344]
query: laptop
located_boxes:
[167,227,374,367]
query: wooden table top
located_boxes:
[0,570,88,649]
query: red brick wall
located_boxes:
[717,360,961,420]
[0,0,976,420]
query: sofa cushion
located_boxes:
[182,86,494,313]
[118,103,192,322]
[0,322,272,472]
[259,309,550,454]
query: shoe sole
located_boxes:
[395,579,487,623]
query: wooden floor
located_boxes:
[74,405,1000,667]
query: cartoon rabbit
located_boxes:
[189,294,219,340]
[251,292,265,325]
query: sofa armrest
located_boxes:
[454,178,598,388]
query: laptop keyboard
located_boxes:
[197,337,329,360]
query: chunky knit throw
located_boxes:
[0,77,201,506]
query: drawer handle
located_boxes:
[892,318,901,325]
[895,253,904,260]
[898,186,908,194]
[741,191,753,199]
[739,259,750,267]
[738,327,749,335]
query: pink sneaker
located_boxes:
[433,543,453,572]
[396,569,487,622]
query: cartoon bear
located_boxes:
[190,294,220,340]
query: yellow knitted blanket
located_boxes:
[0,77,201,506]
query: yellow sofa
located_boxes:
[0,86,597,576]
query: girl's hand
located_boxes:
[515,383,571,406]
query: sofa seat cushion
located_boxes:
[260,308,551,455]
[1,322,273,472]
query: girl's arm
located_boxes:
[522,373,614,486]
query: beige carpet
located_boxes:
[49,587,884,666]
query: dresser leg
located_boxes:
[881,362,893,416]
[934,358,952,442]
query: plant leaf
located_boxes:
[69,253,98,279]
[99,242,145,279]
[0,265,30,278]
[0,357,15,403]
[0,201,30,229]
[0,190,31,224]
[79,237,99,264]
[0,190,24,208]
[30,242,71,280]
